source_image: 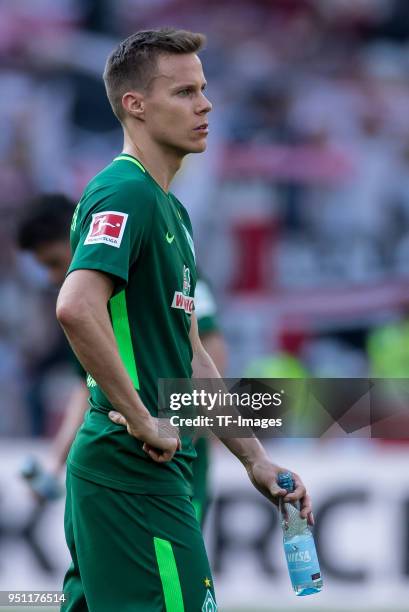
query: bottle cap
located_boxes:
[277,471,294,493]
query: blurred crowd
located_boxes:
[3,0,409,436]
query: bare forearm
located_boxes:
[49,382,89,473]
[201,332,227,376]
[192,343,267,466]
[57,292,150,434]
[189,318,312,516]
[192,342,221,379]
[220,436,269,468]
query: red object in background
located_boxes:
[279,326,308,355]
[230,220,278,293]
[374,415,409,445]
[220,144,354,184]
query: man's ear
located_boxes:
[122,91,145,120]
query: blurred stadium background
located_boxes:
[2,0,409,610]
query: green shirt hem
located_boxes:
[67,260,128,287]
[68,459,194,496]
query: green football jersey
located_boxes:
[67,153,197,495]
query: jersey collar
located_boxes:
[113,154,146,174]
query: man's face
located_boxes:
[142,53,212,155]
[33,240,71,286]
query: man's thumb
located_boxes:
[109,411,127,426]
[270,483,287,497]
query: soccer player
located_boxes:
[17,194,226,518]
[55,29,313,611]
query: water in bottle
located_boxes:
[277,471,323,596]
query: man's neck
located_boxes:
[123,131,183,193]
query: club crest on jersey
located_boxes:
[84,211,128,248]
[202,590,217,611]
[171,265,194,314]
[183,265,191,296]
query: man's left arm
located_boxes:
[189,312,314,524]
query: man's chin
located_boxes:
[188,140,208,154]
[171,139,207,157]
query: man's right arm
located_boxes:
[56,268,179,462]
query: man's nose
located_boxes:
[198,92,212,114]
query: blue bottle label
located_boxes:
[284,535,321,588]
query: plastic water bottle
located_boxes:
[20,457,63,501]
[277,472,323,596]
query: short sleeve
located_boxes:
[68,179,154,291]
[195,278,220,335]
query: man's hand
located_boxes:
[246,459,314,526]
[108,411,181,463]
[20,457,63,503]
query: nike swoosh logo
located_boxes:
[166,232,175,244]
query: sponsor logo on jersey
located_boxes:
[165,231,175,244]
[172,265,194,314]
[171,292,194,314]
[84,211,128,248]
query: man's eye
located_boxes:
[178,89,191,96]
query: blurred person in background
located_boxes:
[15,195,83,438]
[366,317,409,440]
[55,28,313,611]
[17,194,90,494]
[16,193,226,527]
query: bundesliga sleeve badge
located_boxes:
[84,211,128,248]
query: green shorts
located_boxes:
[62,471,217,612]
[191,438,210,527]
